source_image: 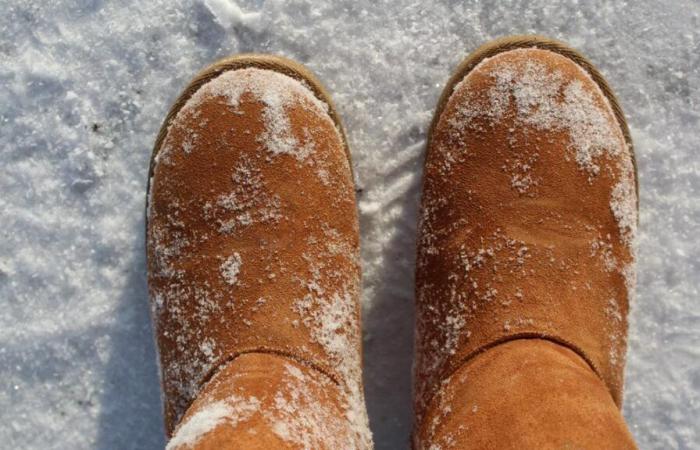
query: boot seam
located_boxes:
[197,347,342,393]
[446,333,604,385]
[413,334,611,450]
[436,334,606,403]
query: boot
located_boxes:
[146,55,372,449]
[414,36,638,448]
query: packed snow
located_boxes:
[1,0,698,449]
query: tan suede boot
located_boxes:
[414,36,638,448]
[146,55,372,449]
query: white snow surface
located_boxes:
[1,1,698,449]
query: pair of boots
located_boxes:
[147,35,638,449]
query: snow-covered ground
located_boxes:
[1,0,698,448]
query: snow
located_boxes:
[1,0,698,449]
[149,66,370,443]
[161,67,333,162]
[167,360,359,449]
[220,253,242,286]
[202,0,262,32]
[165,395,261,449]
[449,49,637,245]
[165,400,236,449]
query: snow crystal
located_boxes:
[450,49,638,247]
[209,159,283,235]
[166,67,337,162]
[265,364,354,448]
[166,400,233,449]
[167,396,260,449]
[220,253,242,286]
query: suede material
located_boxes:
[168,353,354,450]
[415,339,637,450]
[147,67,363,436]
[415,46,636,429]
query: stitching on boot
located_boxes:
[413,334,611,449]
[170,349,344,438]
[423,334,609,416]
[196,347,343,394]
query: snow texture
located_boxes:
[220,253,242,286]
[0,0,698,449]
[165,399,239,449]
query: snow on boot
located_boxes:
[146,55,372,449]
[414,36,638,449]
